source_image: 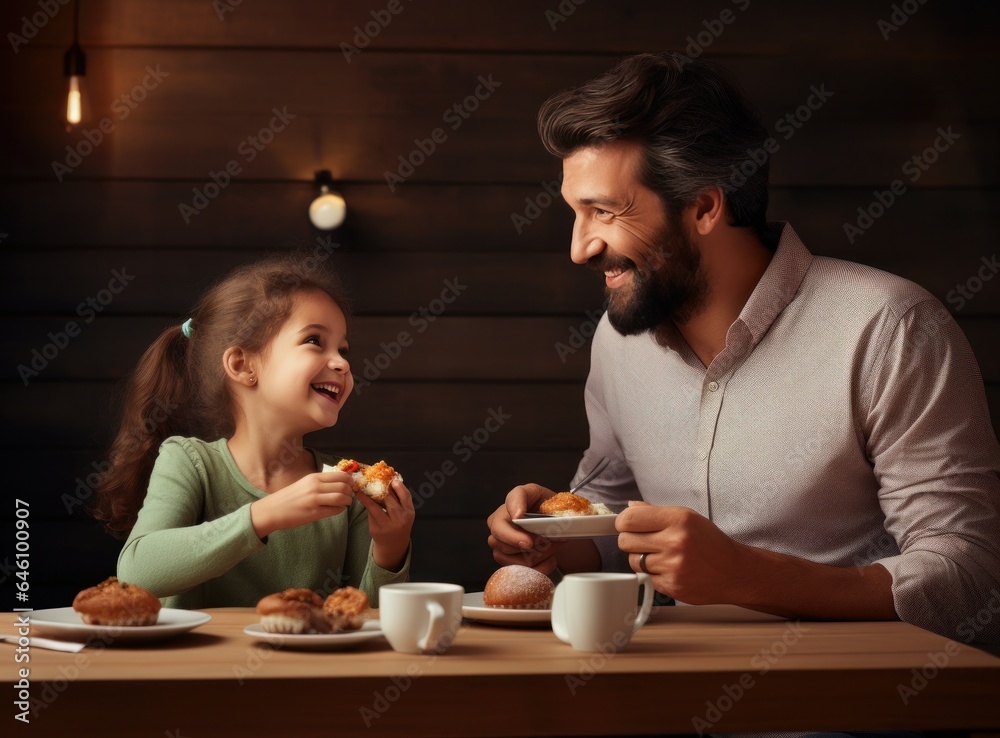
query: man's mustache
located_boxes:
[587,253,638,274]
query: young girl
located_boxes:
[92,253,414,608]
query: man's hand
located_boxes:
[616,501,753,605]
[486,483,568,574]
[487,483,602,575]
[616,501,898,620]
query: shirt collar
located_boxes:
[738,221,812,346]
[653,221,812,360]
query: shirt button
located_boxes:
[707,381,719,392]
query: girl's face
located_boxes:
[252,289,354,434]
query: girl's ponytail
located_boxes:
[91,324,190,538]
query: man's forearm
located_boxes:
[735,545,897,621]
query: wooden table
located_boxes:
[4,605,999,737]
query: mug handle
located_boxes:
[418,601,446,652]
[550,580,571,644]
[632,572,654,632]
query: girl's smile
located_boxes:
[250,289,354,434]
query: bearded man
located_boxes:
[486,52,1000,646]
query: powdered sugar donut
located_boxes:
[483,565,554,609]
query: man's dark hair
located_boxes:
[538,52,770,239]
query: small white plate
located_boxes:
[243,620,384,650]
[461,592,551,625]
[513,513,618,538]
[28,607,211,643]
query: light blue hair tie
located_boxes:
[181,318,194,339]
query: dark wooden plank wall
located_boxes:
[0,0,997,608]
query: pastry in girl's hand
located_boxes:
[72,576,161,626]
[324,458,402,504]
[323,586,370,631]
[256,588,330,634]
[538,491,613,517]
[483,565,554,609]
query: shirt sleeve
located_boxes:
[117,438,266,598]
[863,299,1000,644]
[342,496,410,608]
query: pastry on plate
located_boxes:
[539,491,613,517]
[323,586,370,631]
[72,576,161,626]
[256,588,330,634]
[483,565,554,609]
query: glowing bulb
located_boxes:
[309,186,347,230]
[67,75,82,125]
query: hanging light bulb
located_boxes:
[64,0,86,128]
[308,170,347,230]
[65,47,85,125]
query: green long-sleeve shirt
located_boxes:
[118,436,409,608]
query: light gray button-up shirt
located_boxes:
[577,222,1000,644]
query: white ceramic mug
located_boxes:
[551,572,654,652]
[378,583,464,655]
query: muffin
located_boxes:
[483,565,554,609]
[323,586,370,631]
[72,576,161,626]
[256,588,329,634]
[539,492,613,516]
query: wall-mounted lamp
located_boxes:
[64,0,87,128]
[308,170,346,230]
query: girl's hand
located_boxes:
[250,470,355,539]
[356,478,415,571]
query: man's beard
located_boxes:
[595,225,709,336]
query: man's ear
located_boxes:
[222,347,257,387]
[690,186,727,236]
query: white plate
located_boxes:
[243,619,384,650]
[28,607,211,643]
[461,592,551,625]
[513,513,618,538]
